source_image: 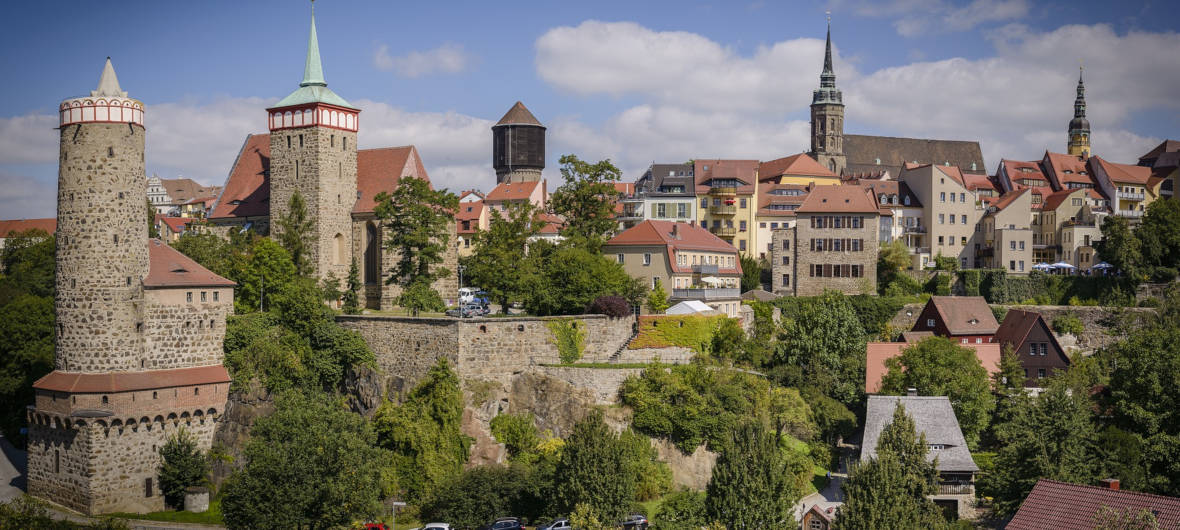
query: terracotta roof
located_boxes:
[963,173,997,193]
[495,101,544,127]
[694,159,757,194]
[1043,151,1094,187]
[1086,188,1107,201]
[759,153,838,181]
[925,296,999,335]
[1008,479,1180,530]
[1042,188,1084,212]
[603,220,741,275]
[0,218,57,237]
[456,201,485,221]
[1092,156,1151,185]
[156,215,193,234]
[990,188,1030,211]
[843,134,986,177]
[1001,159,1049,190]
[537,212,564,235]
[160,178,219,204]
[865,341,1001,393]
[486,180,542,202]
[145,239,235,288]
[901,330,934,342]
[184,196,217,206]
[209,135,430,219]
[795,184,879,214]
[935,165,967,187]
[33,365,231,393]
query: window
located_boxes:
[651,277,659,289]
[200,291,207,302]
[343,137,347,150]
[186,292,192,303]
[331,135,335,147]
[739,198,747,208]
[927,319,935,327]
[961,237,966,246]
[287,136,292,148]
[145,478,153,498]
[961,215,967,225]
[782,240,790,250]
[739,239,747,251]
[1037,368,1046,379]
[700,198,707,208]
[213,291,219,302]
[940,192,946,202]
[782,274,790,287]
[656,203,666,218]
[938,236,944,245]
[1019,260,1025,271]
[950,193,956,203]
[643,253,651,266]
[782,256,790,265]
[950,215,956,224]
[299,134,304,148]
[760,222,767,228]
[939,214,945,224]
[677,203,687,218]
[739,221,747,231]
[1010,260,1016,271]
[1019,241,1025,250]
[1010,241,1016,250]
[960,193,966,203]
[617,254,624,264]
[771,222,778,229]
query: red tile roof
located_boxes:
[1002,159,1050,190]
[1008,479,1180,530]
[759,153,838,181]
[865,341,1001,393]
[1044,152,1093,187]
[34,365,231,393]
[0,218,57,237]
[145,239,235,288]
[604,220,741,275]
[935,165,967,187]
[456,201,485,221]
[486,180,542,202]
[963,173,998,193]
[795,184,879,214]
[1092,156,1152,185]
[155,215,193,234]
[694,159,758,194]
[209,134,430,219]
[991,188,1030,211]
[1042,188,1084,212]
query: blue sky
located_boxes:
[1,0,1178,218]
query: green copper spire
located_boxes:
[301,2,326,87]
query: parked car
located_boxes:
[421,524,452,530]
[620,514,649,529]
[481,517,524,530]
[536,519,571,530]
[445,303,484,318]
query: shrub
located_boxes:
[1151,266,1178,283]
[1139,297,1161,308]
[1052,313,1084,336]
[629,315,725,353]
[586,295,632,318]
[490,412,540,460]
[654,490,707,530]
[547,319,587,364]
[960,269,982,296]
[158,428,210,509]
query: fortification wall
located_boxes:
[337,316,459,395]
[142,288,232,370]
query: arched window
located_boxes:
[334,233,346,265]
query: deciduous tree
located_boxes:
[1097,215,1143,281]
[880,336,995,447]
[773,291,867,406]
[646,278,670,313]
[467,201,542,313]
[1106,323,1180,496]
[548,154,623,251]
[553,411,636,523]
[374,177,458,315]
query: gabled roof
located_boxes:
[858,180,922,208]
[843,134,986,177]
[935,165,967,187]
[862,395,978,472]
[455,201,485,221]
[1092,156,1151,185]
[923,296,999,335]
[208,134,431,220]
[156,215,193,234]
[604,220,741,275]
[963,173,998,193]
[694,159,758,194]
[0,218,56,237]
[1042,188,1085,212]
[795,184,879,214]
[1008,479,1180,530]
[759,153,838,181]
[1000,159,1050,190]
[160,178,219,204]
[485,180,542,202]
[994,309,1070,364]
[495,101,544,127]
[1043,151,1094,187]
[1138,139,1180,164]
[990,188,1030,212]
[145,239,235,288]
[865,341,1001,394]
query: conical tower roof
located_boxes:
[495,101,544,127]
[301,5,326,87]
[91,57,128,98]
[272,4,355,110]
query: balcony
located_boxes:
[672,287,741,302]
[903,225,927,234]
[710,225,737,238]
[709,186,737,196]
[936,483,976,496]
[708,205,737,215]
[692,264,719,274]
[1117,191,1145,201]
[1062,219,1096,228]
[910,247,931,255]
[1118,209,1145,218]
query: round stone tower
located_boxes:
[492,101,546,184]
[55,57,148,373]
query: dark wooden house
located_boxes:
[994,309,1071,387]
[910,296,999,344]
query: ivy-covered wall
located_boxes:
[629,315,726,353]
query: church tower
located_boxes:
[492,101,546,184]
[809,16,846,175]
[267,3,359,280]
[1067,66,1091,159]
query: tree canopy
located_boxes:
[467,200,543,312]
[772,291,867,406]
[548,154,623,251]
[523,242,643,316]
[553,411,637,523]
[275,190,315,277]
[374,176,458,314]
[705,421,805,528]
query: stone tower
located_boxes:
[492,101,546,184]
[1067,66,1091,159]
[29,58,235,515]
[267,3,359,280]
[809,17,846,176]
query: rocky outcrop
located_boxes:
[210,381,274,486]
[651,438,717,490]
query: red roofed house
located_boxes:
[910,296,999,344]
[770,185,880,296]
[455,190,488,256]
[978,188,1033,272]
[154,214,195,242]
[754,153,841,259]
[0,218,56,252]
[865,340,1002,393]
[207,12,456,310]
[899,164,986,270]
[1008,479,1180,530]
[994,309,1070,387]
[602,220,743,317]
[1089,155,1160,223]
[695,159,759,255]
[1038,188,1103,269]
[485,179,546,213]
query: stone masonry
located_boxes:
[793,212,879,296]
[771,227,797,296]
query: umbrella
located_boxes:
[1051,261,1077,270]
[1032,262,1054,271]
[701,276,723,286]
[1092,261,1113,269]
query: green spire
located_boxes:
[301,2,326,87]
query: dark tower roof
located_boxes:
[812,17,842,106]
[1069,67,1090,132]
[496,101,545,128]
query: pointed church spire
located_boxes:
[819,12,837,90]
[1074,65,1086,119]
[92,57,127,98]
[1068,63,1091,158]
[301,1,327,87]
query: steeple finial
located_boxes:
[92,57,127,98]
[819,13,836,89]
[301,0,327,87]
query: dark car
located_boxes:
[481,517,523,530]
[620,514,649,529]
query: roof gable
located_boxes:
[759,153,838,180]
[925,296,999,335]
[796,184,879,214]
[862,395,978,472]
[1008,479,1180,530]
[145,239,235,288]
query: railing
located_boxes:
[709,186,737,196]
[710,226,737,237]
[708,205,737,215]
[1117,191,1145,200]
[1062,219,1096,227]
[692,264,719,274]
[1118,209,1144,218]
[936,483,975,495]
[672,288,741,301]
[911,247,931,255]
[903,225,927,234]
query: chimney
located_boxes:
[1099,478,1120,490]
[906,388,918,396]
[671,223,680,240]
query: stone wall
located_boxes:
[337,315,459,395]
[771,227,796,296]
[142,287,232,370]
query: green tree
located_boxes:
[146,199,160,239]
[654,490,708,530]
[0,295,54,442]
[342,257,361,314]
[981,384,1099,515]
[0,495,129,529]
[235,238,298,313]
[275,190,316,277]
[877,239,911,293]
[768,387,815,441]
[467,200,542,313]
[1106,324,1180,496]
[554,411,636,523]
[524,244,642,316]
[646,278,670,313]
[220,391,388,530]
[879,337,995,447]
[490,412,540,461]
[836,404,946,530]
[548,154,624,251]
[1137,198,1180,273]
[157,427,210,509]
[773,291,867,406]
[374,177,458,315]
[993,343,1025,392]
[705,421,803,528]
[170,230,255,282]
[319,271,343,307]
[739,254,761,292]
[373,358,471,502]
[0,229,55,299]
[419,464,545,529]
[1096,215,1143,281]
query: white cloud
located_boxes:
[0,170,56,220]
[0,113,58,164]
[373,42,470,78]
[834,0,1029,37]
